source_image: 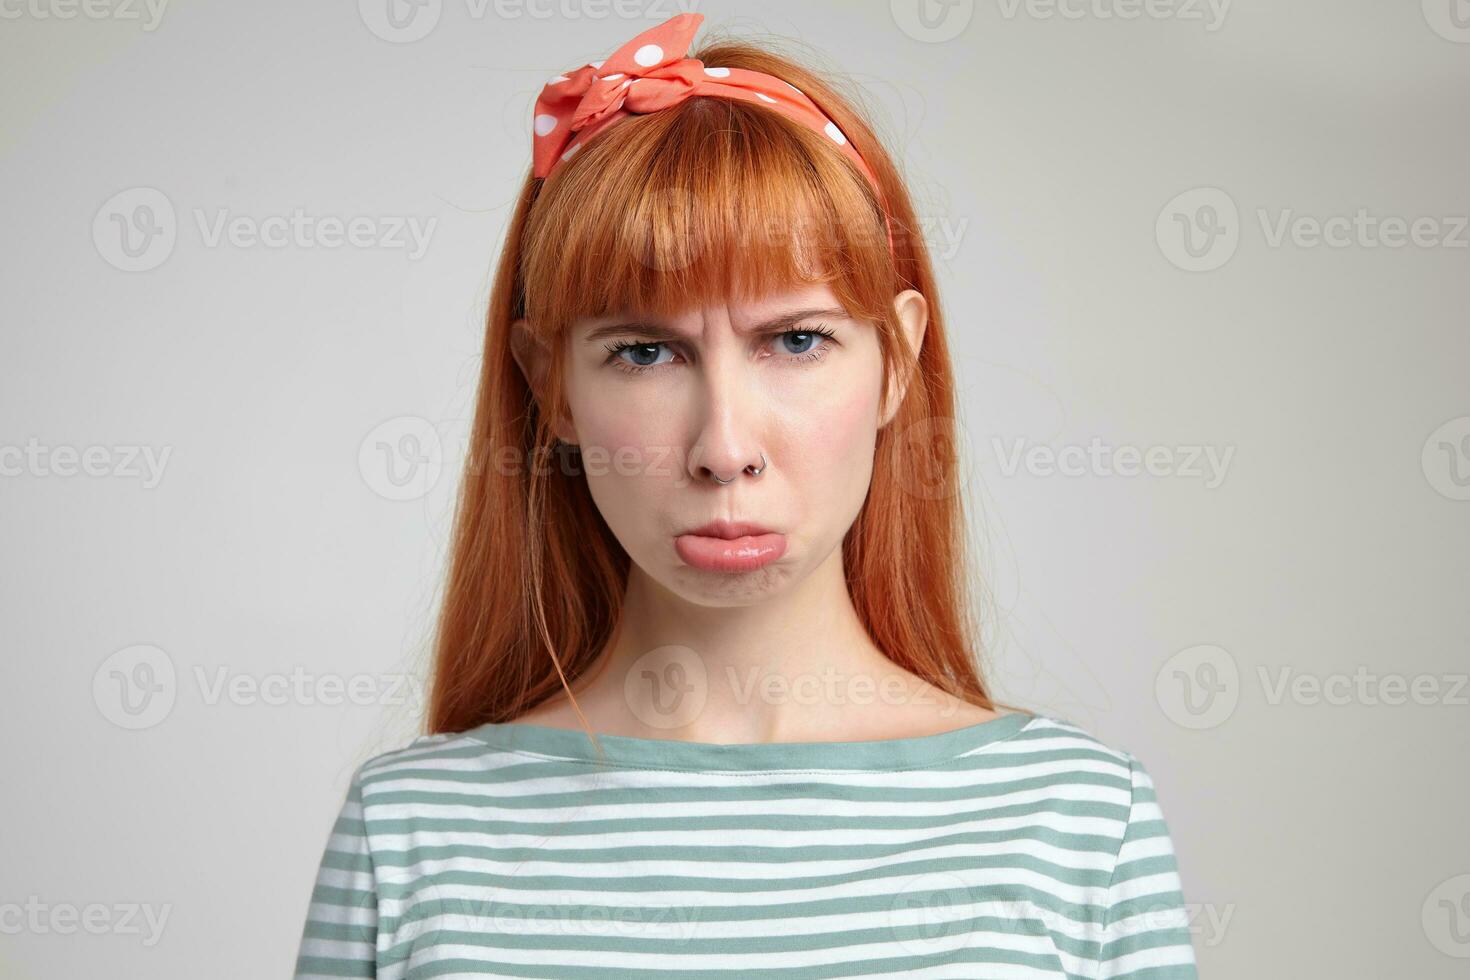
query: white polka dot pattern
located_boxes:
[528,11,895,255]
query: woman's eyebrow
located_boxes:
[580,306,851,344]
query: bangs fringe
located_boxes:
[518,95,895,336]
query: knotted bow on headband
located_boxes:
[531,12,896,257]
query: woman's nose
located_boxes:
[683,360,766,486]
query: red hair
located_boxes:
[426,30,1001,739]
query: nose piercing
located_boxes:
[711,452,767,485]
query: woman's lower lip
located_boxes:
[674,533,787,573]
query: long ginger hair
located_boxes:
[426,27,1000,740]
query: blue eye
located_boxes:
[777,331,821,355]
[612,343,673,369]
[603,324,839,375]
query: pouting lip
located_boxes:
[681,519,777,540]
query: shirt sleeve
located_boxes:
[1095,753,1199,978]
[293,763,379,978]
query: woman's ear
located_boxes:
[509,317,547,392]
[510,317,578,445]
[880,289,929,428]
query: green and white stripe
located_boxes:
[294,711,1198,978]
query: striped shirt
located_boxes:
[293,711,1198,978]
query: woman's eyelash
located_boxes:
[602,325,839,375]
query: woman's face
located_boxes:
[524,282,927,604]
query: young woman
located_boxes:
[293,13,1198,979]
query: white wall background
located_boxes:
[2,0,1468,976]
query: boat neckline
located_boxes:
[458,709,1037,772]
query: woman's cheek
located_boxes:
[582,396,687,478]
[789,364,883,466]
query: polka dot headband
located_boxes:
[532,12,896,257]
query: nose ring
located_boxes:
[712,452,767,485]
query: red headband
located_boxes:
[530,12,896,258]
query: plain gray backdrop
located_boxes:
[3,0,1468,976]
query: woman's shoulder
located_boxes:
[1004,709,1161,788]
[344,724,503,791]
[1013,710,1139,758]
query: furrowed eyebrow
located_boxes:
[581,306,851,344]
